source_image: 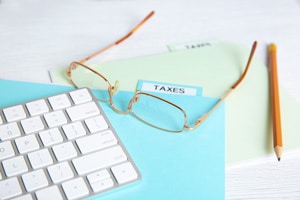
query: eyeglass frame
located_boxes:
[66,10,258,133]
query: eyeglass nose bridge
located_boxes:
[111,81,120,95]
[108,87,134,115]
[127,92,141,111]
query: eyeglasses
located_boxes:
[66,11,258,133]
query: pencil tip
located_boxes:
[278,157,281,162]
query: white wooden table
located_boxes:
[1,0,300,199]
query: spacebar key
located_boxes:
[72,146,127,175]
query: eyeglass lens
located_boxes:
[130,93,185,132]
[70,63,111,101]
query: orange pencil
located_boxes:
[268,43,283,161]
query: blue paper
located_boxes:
[0,79,225,200]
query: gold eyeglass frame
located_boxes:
[66,10,258,132]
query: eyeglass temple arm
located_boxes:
[79,11,155,64]
[187,41,258,130]
[231,41,258,89]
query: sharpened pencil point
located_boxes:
[274,146,282,162]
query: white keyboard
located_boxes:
[0,88,140,200]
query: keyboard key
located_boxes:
[48,94,71,110]
[3,105,26,122]
[44,110,67,128]
[76,130,117,154]
[52,142,77,161]
[72,145,127,175]
[62,121,86,140]
[69,88,92,104]
[26,99,49,116]
[47,162,74,183]
[3,156,28,177]
[39,128,63,147]
[90,177,114,193]
[87,169,110,181]
[62,177,89,200]
[28,149,53,169]
[22,169,48,192]
[87,169,114,192]
[0,177,23,199]
[85,115,108,133]
[0,141,15,160]
[111,162,138,184]
[0,122,21,141]
[21,116,44,134]
[15,134,40,154]
[66,102,100,121]
[12,194,33,200]
[35,185,63,200]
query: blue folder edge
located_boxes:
[0,79,225,200]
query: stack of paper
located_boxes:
[51,42,300,163]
